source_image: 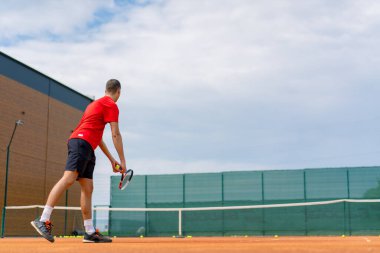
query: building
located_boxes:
[0,51,92,236]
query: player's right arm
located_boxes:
[98,139,120,173]
[110,121,126,173]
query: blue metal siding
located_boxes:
[49,80,91,111]
[0,51,92,111]
[0,53,50,94]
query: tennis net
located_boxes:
[102,198,380,237]
[5,198,380,237]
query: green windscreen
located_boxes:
[108,166,380,236]
[146,174,183,236]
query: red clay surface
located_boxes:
[0,236,379,253]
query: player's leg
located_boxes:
[30,170,78,242]
[78,178,95,234]
[79,151,112,243]
[45,170,78,208]
[31,138,84,242]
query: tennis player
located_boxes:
[31,79,126,243]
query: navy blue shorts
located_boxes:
[65,138,96,179]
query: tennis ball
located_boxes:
[187,235,192,238]
[114,236,117,238]
[341,235,345,238]
[244,235,248,238]
[140,235,144,238]
[274,235,279,238]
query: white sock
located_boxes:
[84,219,95,234]
[40,205,53,222]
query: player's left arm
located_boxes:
[110,121,126,174]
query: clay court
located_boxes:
[1,236,379,253]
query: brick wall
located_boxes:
[0,75,85,236]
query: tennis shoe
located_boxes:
[30,219,55,243]
[83,229,112,243]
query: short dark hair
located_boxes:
[106,79,121,94]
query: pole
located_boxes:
[1,146,11,238]
[1,120,23,237]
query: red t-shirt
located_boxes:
[69,96,119,150]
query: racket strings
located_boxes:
[119,170,133,190]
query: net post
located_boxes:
[109,205,112,236]
[303,170,308,236]
[261,171,265,236]
[64,190,68,235]
[178,209,182,237]
[145,175,148,237]
[93,205,97,230]
[346,169,352,236]
[221,173,225,236]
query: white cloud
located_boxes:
[0,0,115,41]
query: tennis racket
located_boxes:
[115,165,134,190]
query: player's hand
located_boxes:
[114,164,126,173]
[111,159,121,173]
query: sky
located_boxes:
[1,0,380,206]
